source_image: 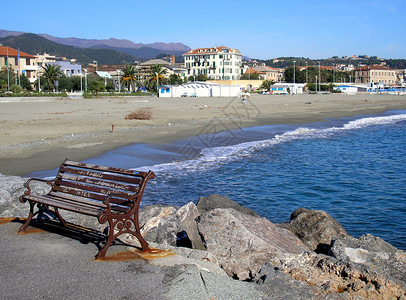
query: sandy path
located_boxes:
[1,93,405,175]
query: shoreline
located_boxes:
[1,93,406,176]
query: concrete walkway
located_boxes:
[0,219,265,300]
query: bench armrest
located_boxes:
[102,193,136,214]
[20,178,55,203]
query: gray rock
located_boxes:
[139,203,205,250]
[329,234,406,284]
[278,207,351,251]
[254,262,331,300]
[196,194,259,217]
[267,251,406,299]
[0,174,34,217]
[139,204,179,246]
[197,208,308,281]
[176,202,205,250]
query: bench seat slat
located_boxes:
[48,190,132,211]
[59,166,143,185]
[24,193,130,214]
[48,191,131,210]
[23,194,103,216]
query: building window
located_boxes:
[26,58,31,65]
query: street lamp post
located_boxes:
[38,66,41,92]
[333,63,336,84]
[84,68,87,91]
[305,61,308,83]
[317,61,321,92]
[94,61,98,71]
[155,72,159,94]
[293,60,296,84]
[315,76,318,93]
[117,70,121,93]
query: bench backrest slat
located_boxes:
[59,165,143,185]
[47,159,155,210]
[64,160,148,177]
[58,174,139,192]
[53,179,135,199]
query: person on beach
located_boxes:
[242,92,250,103]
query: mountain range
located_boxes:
[0,29,191,65]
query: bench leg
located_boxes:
[95,218,115,260]
[95,217,150,260]
[54,208,68,227]
[18,201,36,234]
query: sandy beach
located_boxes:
[1,93,406,176]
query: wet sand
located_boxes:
[1,93,405,176]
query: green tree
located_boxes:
[169,74,182,85]
[42,64,63,91]
[59,75,74,92]
[120,65,137,92]
[19,74,32,91]
[0,66,15,90]
[284,66,305,83]
[260,80,275,92]
[241,72,260,80]
[89,81,105,95]
[11,84,22,93]
[105,81,115,92]
[146,64,167,92]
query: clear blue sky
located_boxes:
[3,0,406,59]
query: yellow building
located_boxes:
[0,45,37,83]
[245,65,279,82]
[355,65,396,85]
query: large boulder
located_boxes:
[197,208,308,281]
[139,203,205,250]
[0,174,32,217]
[329,234,406,284]
[278,207,351,251]
[196,194,259,217]
[266,250,406,299]
[254,262,326,299]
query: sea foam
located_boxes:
[137,113,406,175]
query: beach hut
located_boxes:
[333,85,358,94]
[158,82,242,98]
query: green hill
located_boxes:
[0,33,137,65]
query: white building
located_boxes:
[158,81,242,98]
[271,83,305,94]
[333,85,358,94]
[183,46,243,80]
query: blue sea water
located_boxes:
[29,110,406,250]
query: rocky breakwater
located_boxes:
[1,176,405,299]
[137,194,406,299]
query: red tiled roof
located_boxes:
[356,65,394,71]
[0,46,36,58]
[183,46,238,55]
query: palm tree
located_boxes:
[146,64,167,92]
[260,80,275,92]
[120,65,138,92]
[42,64,62,91]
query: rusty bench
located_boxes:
[18,159,155,259]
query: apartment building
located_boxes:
[0,45,38,83]
[183,46,243,80]
[355,65,396,85]
[245,65,279,82]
